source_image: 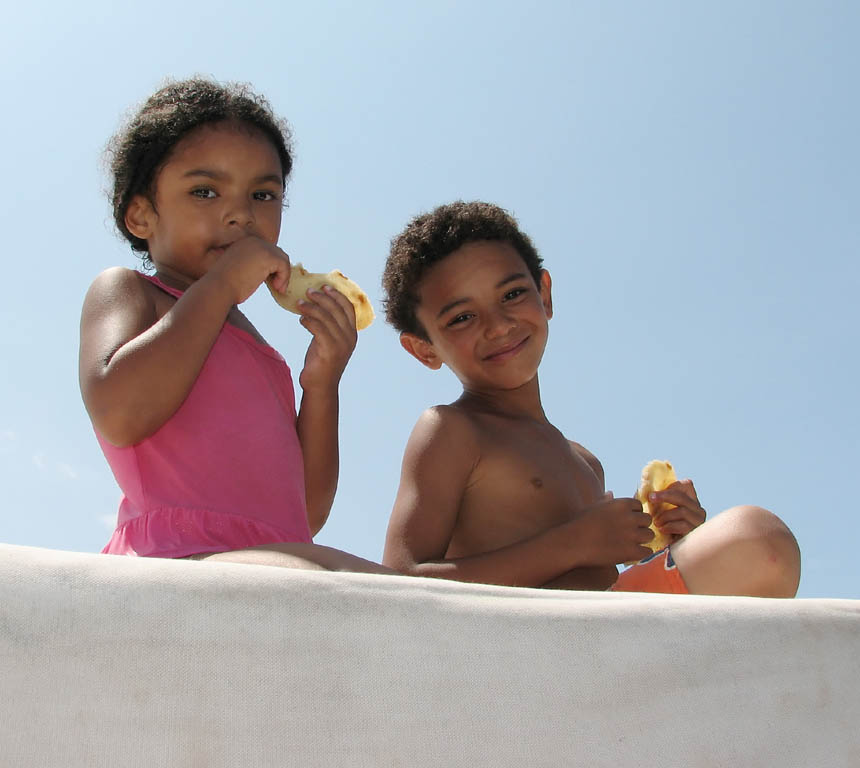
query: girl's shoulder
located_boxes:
[81,267,165,329]
[83,267,166,314]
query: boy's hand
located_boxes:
[298,285,358,391]
[649,479,707,542]
[574,496,655,566]
[208,235,292,305]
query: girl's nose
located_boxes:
[224,197,255,228]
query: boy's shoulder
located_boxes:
[411,404,481,443]
[568,440,605,488]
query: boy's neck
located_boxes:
[455,376,548,422]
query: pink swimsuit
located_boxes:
[100,273,311,558]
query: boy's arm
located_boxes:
[294,286,358,536]
[383,408,653,587]
[541,441,619,590]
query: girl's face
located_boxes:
[126,122,285,287]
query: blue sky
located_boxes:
[1,1,857,598]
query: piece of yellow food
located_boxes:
[636,459,678,554]
[268,263,375,331]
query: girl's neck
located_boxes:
[153,268,194,292]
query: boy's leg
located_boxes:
[190,542,398,575]
[670,505,800,597]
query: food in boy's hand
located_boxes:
[268,263,375,330]
[636,459,678,554]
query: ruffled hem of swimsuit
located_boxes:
[101,506,311,559]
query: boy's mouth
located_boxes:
[483,336,529,362]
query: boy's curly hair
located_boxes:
[383,201,544,338]
[107,77,294,263]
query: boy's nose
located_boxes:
[484,308,516,339]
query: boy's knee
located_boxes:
[729,505,801,597]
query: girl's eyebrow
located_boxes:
[435,273,529,318]
[182,169,283,185]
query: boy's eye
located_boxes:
[503,287,527,301]
[253,190,280,202]
[447,312,475,327]
[191,188,216,199]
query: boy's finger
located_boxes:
[658,520,695,536]
[659,479,700,504]
[653,505,706,529]
[651,488,702,511]
[635,511,654,530]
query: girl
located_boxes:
[80,78,391,574]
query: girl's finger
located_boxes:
[320,285,357,328]
[266,249,292,293]
[297,294,345,335]
[301,286,356,333]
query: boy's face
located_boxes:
[401,240,553,393]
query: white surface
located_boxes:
[2,543,859,767]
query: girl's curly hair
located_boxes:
[107,77,294,264]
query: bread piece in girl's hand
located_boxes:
[268,263,375,330]
[636,459,678,555]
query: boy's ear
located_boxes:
[124,194,157,240]
[400,332,443,370]
[539,269,553,319]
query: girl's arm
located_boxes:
[294,287,358,536]
[79,240,290,447]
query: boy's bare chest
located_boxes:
[448,417,603,555]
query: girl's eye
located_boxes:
[191,188,216,199]
[253,190,281,202]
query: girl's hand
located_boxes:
[298,285,358,392]
[207,235,291,305]
[649,479,707,542]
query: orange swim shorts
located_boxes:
[609,547,689,594]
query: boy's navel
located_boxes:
[530,477,544,489]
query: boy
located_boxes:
[381,201,800,595]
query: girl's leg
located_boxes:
[189,542,397,575]
[670,505,801,597]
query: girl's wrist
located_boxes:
[299,378,340,401]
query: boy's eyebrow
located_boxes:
[435,272,530,318]
[182,169,283,185]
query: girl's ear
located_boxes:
[400,332,443,370]
[124,195,157,240]
[539,269,553,319]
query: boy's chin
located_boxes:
[454,370,540,394]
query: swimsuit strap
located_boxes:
[139,272,185,299]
